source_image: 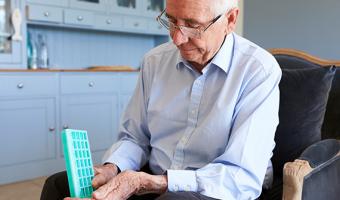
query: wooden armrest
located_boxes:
[282,159,313,200]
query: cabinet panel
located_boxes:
[61,95,119,163]
[27,0,68,7]
[0,98,56,167]
[27,4,63,23]
[64,9,94,27]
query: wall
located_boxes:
[235,0,244,36]
[243,0,340,59]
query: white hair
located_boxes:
[213,0,238,15]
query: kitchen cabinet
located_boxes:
[26,0,168,36]
[60,73,120,164]
[0,71,139,184]
[0,73,58,184]
[0,0,26,69]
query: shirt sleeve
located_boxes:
[102,58,151,172]
[167,63,281,199]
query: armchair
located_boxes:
[260,49,340,200]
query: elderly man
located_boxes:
[41,0,281,199]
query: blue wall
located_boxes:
[244,0,340,59]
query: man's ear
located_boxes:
[224,8,239,34]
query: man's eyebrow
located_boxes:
[165,12,201,24]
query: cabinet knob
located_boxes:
[17,83,24,89]
[133,22,139,27]
[77,16,84,21]
[44,12,49,17]
[106,19,112,24]
[63,125,69,129]
[88,82,94,87]
[49,127,55,132]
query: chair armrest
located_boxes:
[282,139,340,200]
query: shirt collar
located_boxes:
[176,33,235,74]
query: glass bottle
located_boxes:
[37,33,49,69]
[27,31,37,69]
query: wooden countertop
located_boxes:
[0,68,140,72]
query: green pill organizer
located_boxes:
[62,129,94,198]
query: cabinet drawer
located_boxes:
[148,20,167,33]
[64,9,94,27]
[0,74,57,96]
[123,17,147,30]
[27,5,63,23]
[120,73,139,92]
[60,74,119,94]
[94,15,123,30]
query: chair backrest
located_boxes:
[270,48,340,140]
[269,48,340,178]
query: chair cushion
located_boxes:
[272,66,336,178]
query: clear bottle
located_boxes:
[37,33,49,69]
[27,31,38,69]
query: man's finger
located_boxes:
[93,179,116,199]
[63,197,92,200]
[92,173,107,189]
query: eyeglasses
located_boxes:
[156,9,223,39]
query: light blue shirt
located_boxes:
[103,33,281,199]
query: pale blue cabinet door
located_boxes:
[61,95,119,164]
[0,98,56,184]
[111,0,143,15]
[143,0,165,17]
[0,0,25,68]
[69,0,107,12]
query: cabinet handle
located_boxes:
[44,11,49,17]
[77,15,84,21]
[88,82,94,87]
[106,19,112,24]
[133,22,139,27]
[49,127,55,132]
[17,83,24,89]
[63,125,69,129]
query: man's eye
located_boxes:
[187,23,200,29]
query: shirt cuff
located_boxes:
[167,170,198,192]
[103,141,145,172]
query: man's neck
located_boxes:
[188,35,227,73]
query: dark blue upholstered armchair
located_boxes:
[259,49,340,200]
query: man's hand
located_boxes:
[64,167,168,200]
[92,163,119,189]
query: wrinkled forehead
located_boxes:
[166,0,215,22]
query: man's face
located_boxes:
[166,0,231,67]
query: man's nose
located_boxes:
[171,27,189,46]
